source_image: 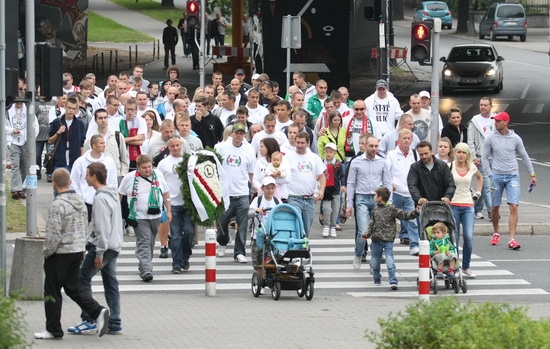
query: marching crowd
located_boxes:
[10,66,536,339]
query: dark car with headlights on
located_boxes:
[440,44,504,94]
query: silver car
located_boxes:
[479,3,527,42]
[440,44,504,94]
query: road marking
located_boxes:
[522,103,545,113]
[520,82,531,100]
[347,288,549,298]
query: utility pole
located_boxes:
[199,0,205,87]
[379,0,389,82]
[25,0,38,237]
[0,0,7,296]
[429,19,441,147]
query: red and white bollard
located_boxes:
[205,229,216,296]
[418,240,430,302]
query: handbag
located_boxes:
[43,135,62,174]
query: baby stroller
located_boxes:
[251,204,315,300]
[419,201,467,294]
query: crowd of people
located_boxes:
[14,64,537,339]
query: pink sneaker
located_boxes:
[490,233,500,246]
[508,239,521,250]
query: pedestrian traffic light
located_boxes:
[186,0,199,28]
[411,21,431,63]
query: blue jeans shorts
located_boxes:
[490,174,520,206]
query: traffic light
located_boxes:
[186,0,199,28]
[411,21,431,63]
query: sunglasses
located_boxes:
[354,108,365,111]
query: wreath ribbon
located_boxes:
[187,149,229,222]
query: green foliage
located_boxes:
[206,0,249,17]
[108,0,184,23]
[0,291,29,348]
[366,297,550,349]
[88,11,155,42]
[176,149,225,227]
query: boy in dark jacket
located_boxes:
[362,187,419,290]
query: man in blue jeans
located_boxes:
[346,134,391,269]
[482,112,537,250]
[157,136,195,273]
[386,129,420,255]
[68,162,123,335]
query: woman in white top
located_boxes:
[252,138,291,199]
[142,111,160,156]
[449,142,483,278]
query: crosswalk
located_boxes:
[90,238,548,298]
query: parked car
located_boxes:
[440,44,504,94]
[413,1,453,29]
[479,3,527,42]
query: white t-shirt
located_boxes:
[118,169,169,219]
[477,115,495,137]
[157,155,184,206]
[275,119,293,132]
[285,151,326,196]
[246,104,269,126]
[249,196,278,238]
[250,130,289,157]
[215,140,256,196]
[408,108,434,142]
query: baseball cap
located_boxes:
[235,69,245,75]
[324,142,337,151]
[261,176,276,186]
[232,123,247,133]
[491,112,510,122]
[419,90,431,98]
[375,79,388,88]
[251,73,260,80]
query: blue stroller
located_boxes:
[251,204,315,300]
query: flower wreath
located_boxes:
[177,148,229,227]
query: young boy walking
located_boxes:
[362,187,419,290]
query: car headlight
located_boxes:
[443,69,453,77]
[486,68,496,76]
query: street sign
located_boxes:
[281,15,301,49]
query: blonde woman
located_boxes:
[450,143,483,278]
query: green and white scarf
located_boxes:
[128,170,162,225]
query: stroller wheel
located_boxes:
[445,279,450,289]
[305,280,314,300]
[272,281,281,301]
[297,274,306,297]
[461,279,468,293]
[432,278,438,294]
[453,279,460,294]
[251,272,262,297]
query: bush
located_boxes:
[366,297,550,349]
[0,290,29,349]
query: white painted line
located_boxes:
[520,82,531,100]
[347,288,549,298]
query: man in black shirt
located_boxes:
[162,19,179,70]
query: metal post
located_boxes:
[418,240,430,302]
[0,0,8,295]
[429,19,441,147]
[379,0,389,82]
[199,0,206,87]
[25,0,38,237]
[205,229,216,296]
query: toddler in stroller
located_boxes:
[429,222,457,280]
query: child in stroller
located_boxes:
[429,222,457,280]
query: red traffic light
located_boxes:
[412,23,429,41]
[187,1,198,14]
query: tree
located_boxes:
[161,0,175,8]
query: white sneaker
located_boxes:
[96,307,110,337]
[235,254,247,263]
[330,227,337,238]
[126,226,135,237]
[475,212,484,219]
[322,227,330,237]
[410,247,420,256]
[462,269,477,278]
[34,330,61,340]
[217,245,226,257]
[353,256,361,270]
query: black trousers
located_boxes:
[44,252,103,337]
[164,44,176,68]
